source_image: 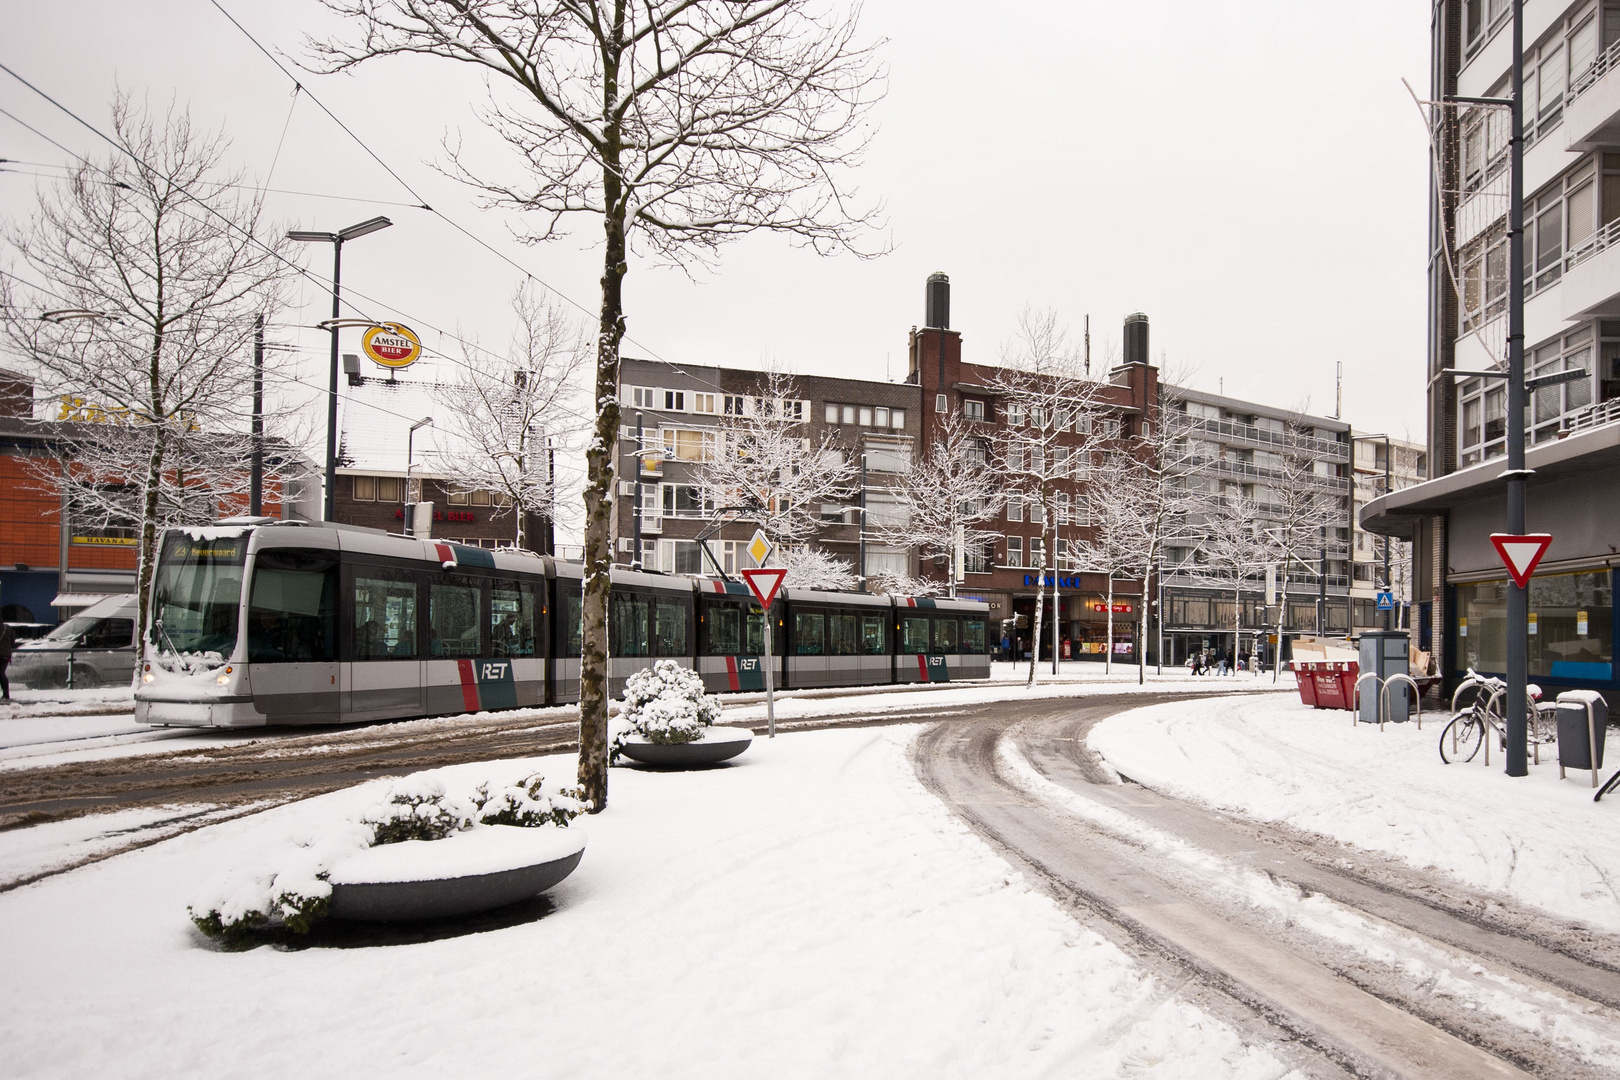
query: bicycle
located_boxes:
[1438,668,1558,765]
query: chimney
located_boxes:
[1123,312,1149,366]
[925,272,950,330]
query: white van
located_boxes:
[11,595,139,689]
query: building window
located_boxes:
[963,437,986,466]
[724,394,747,416]
[1028,497,1044,525]
[693,392,716,414]
[875,407,889,427]
[470,489,491,507]
[890,408,905,429]
[664,390,685,411]
[865,442,910,472]
[1006,536,1022,568]
[378,477,403,502]
[825,403,839,423]
[1006,403,1024,426]
[630,386,657,410]
[935,393,947,413]
[1029,537,1045,567]
[662,428,713,461]
[858,406,873,426]
[1007,493,1023,522]
[354,476,377,501]
[963,399,984,422]
[447,488,469,505]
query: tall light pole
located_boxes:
[1352,434,1393,630]
[406,416,434,535]
[287,216,393,522]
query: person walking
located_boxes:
[0,620,15,701]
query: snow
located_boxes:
[1088,694,1620,933]
[0,728,1302,1080]
[328,824,586,885]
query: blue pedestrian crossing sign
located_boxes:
[1376,591,1395,611]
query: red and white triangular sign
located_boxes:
[1490,533,1553,589]
[741,567,787,609]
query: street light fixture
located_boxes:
[287,216,393,522]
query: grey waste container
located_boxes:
[1358,630,1410,725]
[1555,691,1608,780]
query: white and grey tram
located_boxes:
[135,519,991,728]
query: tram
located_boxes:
[134,519,991,728]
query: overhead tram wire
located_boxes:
[0,63,607,431]
[203,0,689,372]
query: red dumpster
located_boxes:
[1295,661,1360,710]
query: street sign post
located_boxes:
[742,565,787,737]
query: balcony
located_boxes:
[1561,217,1620,318]
[1566,41,1620,152]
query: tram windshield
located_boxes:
[151,532,247,655]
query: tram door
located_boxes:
[346,565,425,721]
[244,547,342,725]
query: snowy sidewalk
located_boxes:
[1088,695,1620,934]
[0,727,1302,1080]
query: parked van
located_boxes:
[10,595,139,689]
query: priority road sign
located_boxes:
[747,529,773,567]
[1490,533,1553,589]
[742,566,787,610]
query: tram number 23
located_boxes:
[480,661,511,681]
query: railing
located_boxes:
[1565,396,1620,433]
[1564,214,1620,273]
[1569,38,1620,104]
[1185,416,1350,461]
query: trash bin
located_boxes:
[1358,630,1411,724]
[1556,690,1608,783]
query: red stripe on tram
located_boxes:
[725,655,740,691]
[916,654,929,681]
[456,658,481,712]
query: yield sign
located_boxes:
[1490,533,1553,589]
[741,567,787,609]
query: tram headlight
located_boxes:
[216,665,233,686]
[142,663,154,684]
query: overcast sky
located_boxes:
[2,0,1434,455]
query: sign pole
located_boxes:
[1504,0,1530,777]
[741,540,784,740]
[761,603,776,738]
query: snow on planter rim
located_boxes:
[621,725,754,746]
[328,824,586,886]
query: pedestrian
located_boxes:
[0,620,15,701]
[1001,633,1012,663]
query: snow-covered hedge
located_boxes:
[612,660,723,763]
[189,770,586,943]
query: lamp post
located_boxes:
[406,416,433,535]
[287,216,393,522]
[1352,433,1393,630]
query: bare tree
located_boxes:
[987,309,1106,686]
[309,2,884,810]
[434,284,590,548]
[1255,412,1344,673]
[780,545,857,591]
[872,410,1002,598]
[0,94,293,645]
[1072,454,1140,675]
[1180,489,1271,674]
[695,368,856,546]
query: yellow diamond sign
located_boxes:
[747,529,773,566]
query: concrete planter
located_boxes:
[326,824,586,923]
[618,725,754,767]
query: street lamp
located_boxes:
[287,216,393,522]
[406,416,434,535]
[1352,433,1393,631]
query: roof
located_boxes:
[1360,421,1620,539]
[336,376,456,475]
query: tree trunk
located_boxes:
[1104,573,1114,675]
[577,39,627,814]
[1050,522,1061,676]
[1026,554,1043,688]
[1137,571,1149,685]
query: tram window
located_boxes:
[962,617,987,654]
[248,549,337,663]
[901,616,930,653]
[559,591,583,658]
[860,614,887,655]
[354,575,418,660]
[491,582,537,658]
[430,580,484,657]
[612,593,650,657]
[654,598,689,656]
[829,612,858,656]
[746,607,779,655]
[932,617,959,654]
[706,604,741,655]
[794,612,825,655]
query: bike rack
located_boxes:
[1354,671,1382,727]
[1380,674,1422,731]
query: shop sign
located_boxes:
[71,534,137,547]
[1023,574,1085,589]
[394,509,477,522]
[1089,602,1133,614]
[362,322,422,369]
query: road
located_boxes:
[7,686,1620,1077]
[914,694,1620,1080]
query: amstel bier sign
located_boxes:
[361,322,422,370]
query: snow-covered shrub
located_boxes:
[189,769,585,943]
[613,660,723,762]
